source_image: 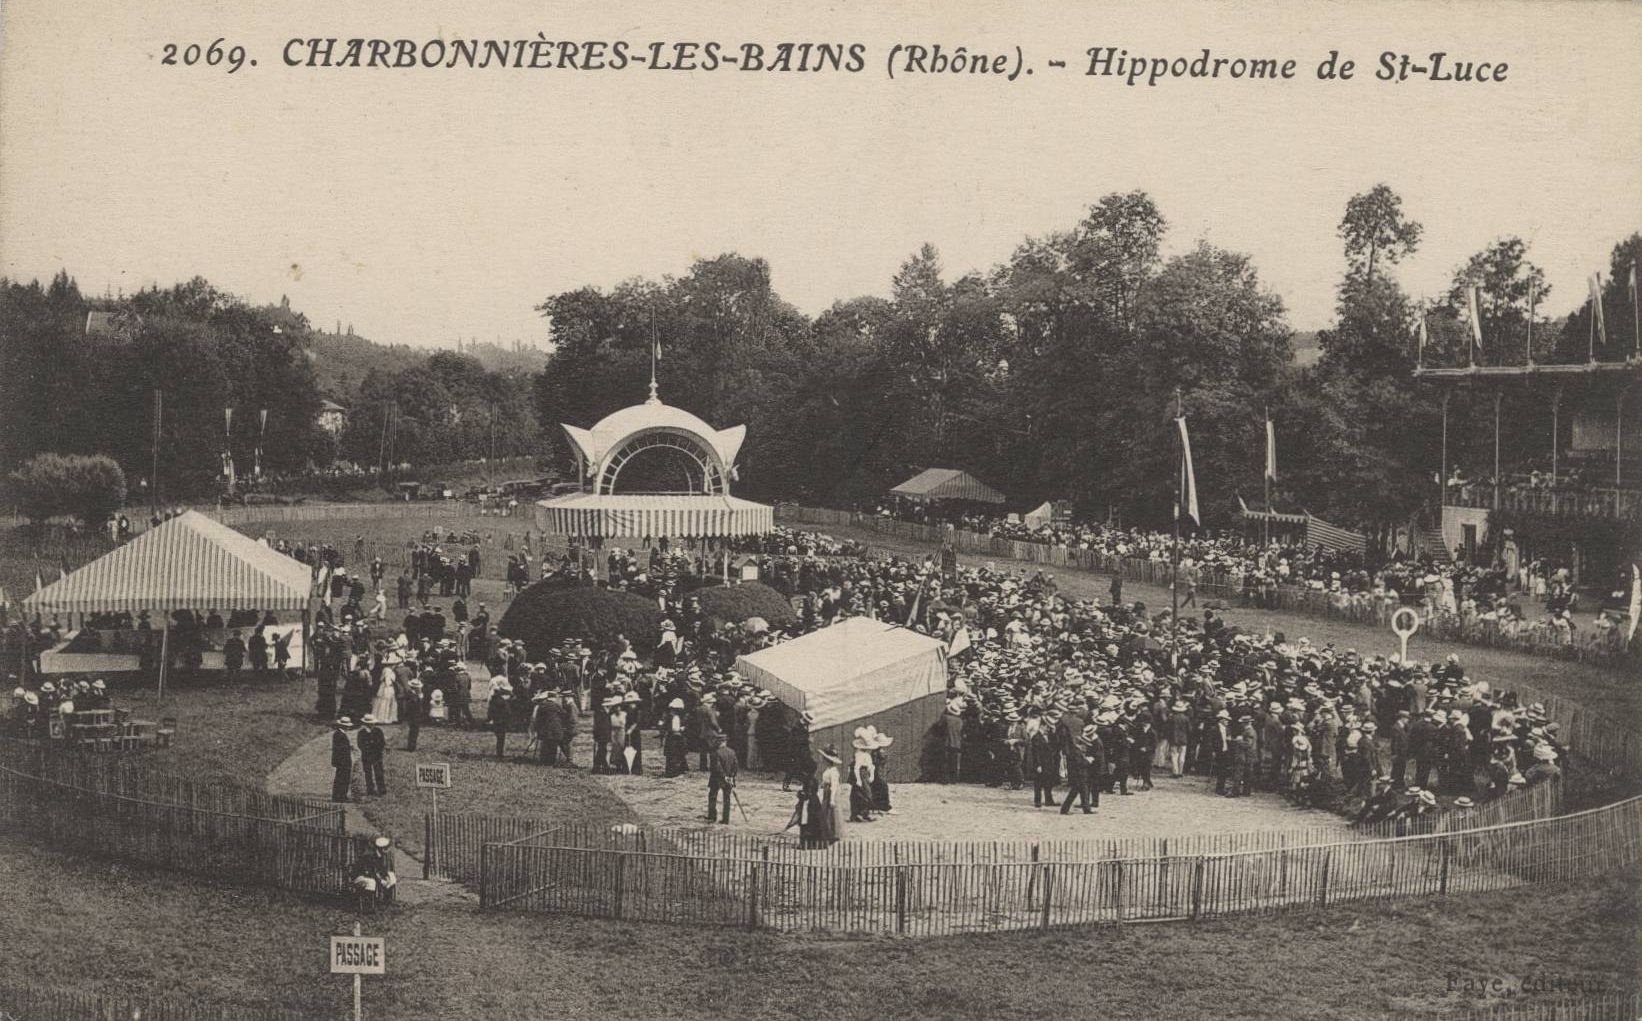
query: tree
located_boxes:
[1439,236,1548,366]
[1558,232,1642,362]
[10,453,127,525]
[1339,184,1423,286]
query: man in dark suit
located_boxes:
[941,699,965,782]
[1060,717,1096,815]
[706,732,739,824]
[358,714,387,796]
[330,717,354,802]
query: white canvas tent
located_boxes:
[735,617,948,754]
[1022,501,1054,526]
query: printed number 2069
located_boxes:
[160,39,249,73]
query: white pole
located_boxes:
[353,921,363,1021]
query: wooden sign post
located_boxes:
[415,762,452,876]
[329,922,385,1021]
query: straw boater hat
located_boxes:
[374,836,391,849]
[1533,744,1557,762]
[361,714,378,725]
[335,716,354,728]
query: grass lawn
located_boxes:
[1,832,1634,1021]
[2,669,322,792]
[354,723,638,859]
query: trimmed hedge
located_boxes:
[497,583,662,659]
[695,581,797,630]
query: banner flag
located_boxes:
[1591,273,1607,346]
[1467,285,1485,353]
[1265,415,1277,482]
[948,626,971,659]
[1175,417,1200,527]
[225,407,233,435]
[259,408,268,435]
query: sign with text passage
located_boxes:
[415,762,452,789]
[329,935,385,975]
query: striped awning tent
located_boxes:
[535,493,774,539]
[22,510,313,614]
[1238,496,1367,553]
[888,468,1006,504]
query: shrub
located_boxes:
[497,583,662,659]
[9,453,127,526]
[695,581,797,630]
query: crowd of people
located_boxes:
[866,500,1629,650]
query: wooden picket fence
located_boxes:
[0,982,311,1021]
[1436,993,1642,1020]
[0,743,362,897]
[479,790,1632,936]
[423,810,555,884]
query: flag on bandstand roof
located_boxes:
[34,571,44,594]
[1265,415,1277,482]
[948,626,971,659]
[1466,285,1485,353]
[1590,273,1607,346]
[1629,263,1638,304]
[1175,417,1200,527]
[59,563,68,582]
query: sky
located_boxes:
[2,0,1638,349]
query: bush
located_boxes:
[695,581,797,630]
[9,453,127,526]
[497,583,662,659]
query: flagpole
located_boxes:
[1263,408,1271,549]
[1526,280,1536,366]
[1171,386,1182,674]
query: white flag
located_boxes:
[1590,273,1608,347]
[947,627,971,659]
[1264,416,1277,482]
[1175,417,1200,527]
[1467,285,1485,353]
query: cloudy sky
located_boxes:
[3,0,1638,349]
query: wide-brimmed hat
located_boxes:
[335,716,354,728]
[668,697,686,709]
[373,835,391,849]
[1453,797,1475,808]
[361,714,378,725]
[623,691,641,704]
[819,744,842,764]
[1533,744,1557,762]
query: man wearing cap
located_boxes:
[330,717,355,802]
[706,732,739,824]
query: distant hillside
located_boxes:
[304,331,547,402]
[304,330,427,400]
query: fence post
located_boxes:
[746,853,760,930]
[423,812,433,880]
[895,865,908,935]
[1438,839,1450,896]
[613,853,626,921]
[1114,860,1125,926]
[479,843,489,910]
[1190,857,1205,920]
[1027,842,1040,910]
[1040,864,1053,931]
[1317,848,1332,907]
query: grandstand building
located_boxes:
[1414,355,1641,593]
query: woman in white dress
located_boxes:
[370,657,399,724]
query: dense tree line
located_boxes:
[536,189,1634,531]
[0,275,543,502]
